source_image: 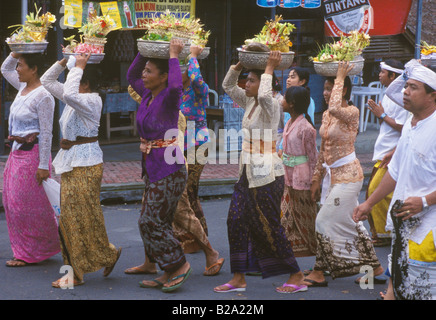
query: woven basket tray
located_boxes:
[237,48,294,70]
[6,41,48,53]
[137,39,191,60]
[313,57,364,76]
[63,52,105,64]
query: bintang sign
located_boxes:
[134,0,196,29]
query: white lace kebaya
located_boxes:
[41,62,103,175]
[1,53,54,170]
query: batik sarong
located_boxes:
[3,145,60,263]
[172,186,211,252]
[139,166,187,273]
[390,201,436,300]
[281,186,317,257]
[227,168,300,278]
[314,181,381,279]
[58,164,118,282]
[176,146,208,253]
[186,146,208,234]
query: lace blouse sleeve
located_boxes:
[222,66,249,110]
[1,54,22,91]
[36,92,55,170]
[328,79,359,125]
[40,62,66,102]
[63,67,101,125]
[258,73,275,120]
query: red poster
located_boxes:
[323,0,413,36]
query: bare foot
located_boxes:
[205,249,220,269]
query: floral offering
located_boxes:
[141,10,205,43]
[6,4,56,43]
[79,14,116,38]
[192,28,211,47]
[243,15,296,53]
[312,31,370,63]
[62,15,116,55]
[421,41,436,59]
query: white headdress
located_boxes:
[385,59,436,107]
[380,62,403,75]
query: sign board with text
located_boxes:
[134,0,196,29]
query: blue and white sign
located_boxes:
[257,0,321,8]
[257,0,278,7]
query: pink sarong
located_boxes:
[2,145,60,263]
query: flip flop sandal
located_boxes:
[214,283,246,293]
[161,267,193,293]
[5,258,34,267]
[276,283,308,294]
[203,258,225,276]
[103,247,122,277]
[139,279,164,289]
[303,278,329,287]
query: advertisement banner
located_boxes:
[64,1,137,29]
[323,0,413,37]
[82,1,101,24]
[119,0,137,28]
[322,0,372,36]
[134,0,196,29]
[64,0,83,28]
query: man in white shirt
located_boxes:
[353,60,436,300]
[365,60,409,247]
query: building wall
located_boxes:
[407,0,436,44]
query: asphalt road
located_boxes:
[0,192,391,305]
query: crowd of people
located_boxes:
[1,38,436,299]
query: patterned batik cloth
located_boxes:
[281,186,317,257]
[139,166,188,273]
[367,161,393,239]
[172,186,211,253]
[58,164,119,282]
[3,145,60,263]
[227,168,300,278]
[175,146,209,253]
[390,208,436,300]
[313,181,381,279]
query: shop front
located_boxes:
[0,0,420,155]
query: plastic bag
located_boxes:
[43,178,61,217]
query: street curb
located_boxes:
[99,177,238,204]
[100,172,372,204]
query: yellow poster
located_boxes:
[64,0,83,28]
[100,1,123,31]
[134,0,196,29]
